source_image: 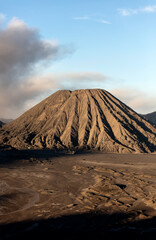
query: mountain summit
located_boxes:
[0,89,156,153]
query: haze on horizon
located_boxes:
[0,0,156,119]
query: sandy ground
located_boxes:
[0,152,156,239]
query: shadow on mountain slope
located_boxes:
[0,149,70,165]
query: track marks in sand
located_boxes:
[72,163,156,220]
[1,155,156,225]
[0,180,39,216]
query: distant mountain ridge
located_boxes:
[143,111,156,125]
[0,89,156,153]
[0,121,4,128]
[0,118,13,124]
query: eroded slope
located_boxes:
[0,89,155,153]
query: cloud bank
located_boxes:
[2,71,108,118]
[111,89,156,114]
[0,17,72,118]
[0,17,64,86]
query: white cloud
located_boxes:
[141,5,156,13]
[118,8,138,16]
[96,19,111,24]
[73,15,111,24]
[7,17,26,29]
[118,5,156,16]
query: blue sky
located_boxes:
[0,0,156,117]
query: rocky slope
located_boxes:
[0,89,156,153]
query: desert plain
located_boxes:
[0,151,156,239]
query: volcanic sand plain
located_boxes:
[0,152,156,239]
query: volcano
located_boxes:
[0,89,156,153]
